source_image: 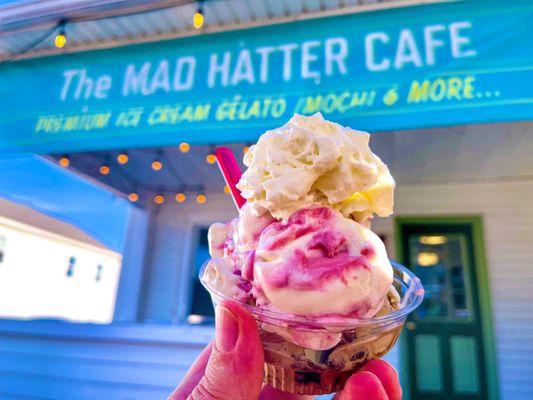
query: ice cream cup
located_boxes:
[200,260,424,395]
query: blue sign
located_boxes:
[0,0,531,154]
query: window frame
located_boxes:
[173,207,236,325]
[187,225,215,324]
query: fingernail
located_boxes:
[215,305,239,352]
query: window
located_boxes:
[95,264,103,282]
[188,227,215,324]
[66,256,76,277]
[408,233,472,320]
[0,236,5,264]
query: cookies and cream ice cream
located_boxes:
[203,113,396,351]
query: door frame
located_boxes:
[394,215,499,400]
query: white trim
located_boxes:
[175,198,236,322]
[0,214,121,259]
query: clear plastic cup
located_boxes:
[200,260,424,395]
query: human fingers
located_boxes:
[187,300,264,400]
[333,371,389,400]
[360,360,401,400]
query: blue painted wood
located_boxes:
[0,336,203,366]
[113,206,151,323]
[0,351,188,386]
[0,327,204,400]
[0,370,173,400]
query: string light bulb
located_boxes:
[206,154,216,164]
[151,160,163,171]
[54,22,67,48]
[179,142,190,153]
[99,164,110,175]
[243,146,250,155]
[193,7,204,29]
[58,155,70,168]
[224,185,231,194]
[128,192,139,202]
[117,151,129,165]
[196,194,206,204]
[154,194,165,205]
[175,193,187,203]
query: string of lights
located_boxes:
[56,141,241,206]
[2,2,206,63]
[128,187,210,206]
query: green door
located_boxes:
[396,217,498,400]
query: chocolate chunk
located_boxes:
[318,348,335,363]
[295,371,322,384]
[342,332,357,343]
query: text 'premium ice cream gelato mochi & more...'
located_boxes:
[200,114,424,395]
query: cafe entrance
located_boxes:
[396,217,498,400]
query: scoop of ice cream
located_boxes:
[203,258,251,302]
[234,202,275,254]
[253,206,393,318]
[236,113,394,223]
[208,222,232,259]
[206,203,275,300]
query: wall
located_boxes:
[0,322,211,399]
[141,193,237,323]
[369,122,533,400]
[0,214,122,323]
[374,180,533,400]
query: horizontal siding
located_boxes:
[376,179,533,400]
[0,372,171,400]
[0,330,207,400]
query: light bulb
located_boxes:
[206,154,216,164]
[128,192,139,202]
[117,152,129,164]
[179,142,190,153]
[151,160,163,171]
[54,33,66,48]
[59,156,70,168]
[243,146,250,155]
[196,194,206,204]
[175,193,186,203]
[193,9,204,29]
[99,165,110,175]
[224,185,231,194]
[154,194,165,205]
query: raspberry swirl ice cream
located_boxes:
[253,206,392,319]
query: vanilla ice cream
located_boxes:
[236,113,395,224]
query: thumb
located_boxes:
[333,371,389,400]
[188,300,264,400]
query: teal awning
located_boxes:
[0,0,531,154]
